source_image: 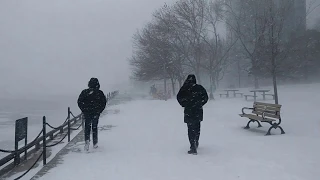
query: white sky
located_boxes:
[0,0,174,98]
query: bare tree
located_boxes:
[224,0,270,89]
[173,0,208,84]
[262,0,304,104]
[130,23,172,81]
[152,5,191,93]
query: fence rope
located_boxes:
[45,133,68,148]
[70,111,77,118]
[46,123,64,130]
[13,151,44,180]
[0,149,15,153]
[45,117,68,130]
[0,129,43,154]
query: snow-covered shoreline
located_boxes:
[33,83,320,180]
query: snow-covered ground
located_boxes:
[34,83,320,180]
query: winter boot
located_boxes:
[84,140,90,151]
[188,148,197,155]
[93,143,98,149]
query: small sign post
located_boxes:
[14,117,28,165]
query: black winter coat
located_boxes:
[177,83,208,124]
[78,78,107,114]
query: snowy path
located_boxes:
[37,85,320,180]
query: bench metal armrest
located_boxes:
[262,112,267,119]
[241,107,254,114]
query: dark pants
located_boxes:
[187,122,201,149]
[83,113,100,145]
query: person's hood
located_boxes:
[183,74,197,85]
[88,78,100,89]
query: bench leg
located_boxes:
[244,119,262,129]
[279,126,285,134]
[266,123,285,135]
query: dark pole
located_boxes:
[42,116,46,165]
[164,64,167,101]
[238,58,241,88]
[24,118,28,160]
[67,107,71,142]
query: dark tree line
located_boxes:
[130,0,235,99]
[130,0,320,103]
[225,0,320,103]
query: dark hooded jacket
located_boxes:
[77,78,107,114]
[177,75,208,123]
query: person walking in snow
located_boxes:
[177,74,208,155]
[78,78,107,151]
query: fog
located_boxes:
[0,0,319,99]
[0,0,174,99]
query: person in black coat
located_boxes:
[177,74,208,155]
[78,78,107,151]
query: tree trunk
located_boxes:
[178,78,183,88]
[252,58,260,89]
[271,51,278,104]
[237,59,241,88]
[254,75,259,89]
[304,65,309,82]
[209,73,214,100]
[164,78,167,94]
[272,70,279,104]
[170,78,176,96]
[163,64,167,101]
[215,75,220,89]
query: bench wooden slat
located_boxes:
[252,111,280,119]
[254,102,281,108]
[239,114,276,122]
[253,107,280,114]
[253,105,281,112]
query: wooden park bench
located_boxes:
[244,95,257,101]
[235,92,243,97]
[239,102,285,135]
